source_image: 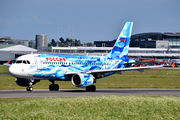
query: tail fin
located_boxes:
[106,22,133,59]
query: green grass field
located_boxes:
[0,65,8,73]
[1,66,180,119]
[0,96,180,119]
[1,65,180,89]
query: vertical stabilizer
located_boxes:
[106,22,133,60]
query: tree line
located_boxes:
[49,37,93,47]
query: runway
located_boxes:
[0,89,180,98]
[0,73,10,76]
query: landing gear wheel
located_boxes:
[86,85,96,92]
[54,84,59,91]
[26,79,34,92]
[49,84,59,91]
[26,87,33,92]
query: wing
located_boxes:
[65,65,164,75]
[3,61,11,67]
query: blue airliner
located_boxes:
[8,22,162,92]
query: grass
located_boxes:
[0,65,8,73]
[0,96,180,119]
[1,66,180,119]
[1,65,180,89]
[96,70,180,88]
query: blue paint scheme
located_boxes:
[27,22,133,87]
[78,74,94,87]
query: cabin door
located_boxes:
[35,57,42,70]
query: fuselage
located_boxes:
[8,54,133,80]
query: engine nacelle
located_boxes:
[15,78,39,87]
[71,74,95,87]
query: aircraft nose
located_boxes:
[8,65,16,76]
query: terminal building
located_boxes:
[94,32,180,48]
[130,32,180,48]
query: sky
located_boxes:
[0,0,180,44]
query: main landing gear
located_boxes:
[86,85,96,92]
[26,79,33,92]
[49,80,59,91]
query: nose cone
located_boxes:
[8,65,16,77]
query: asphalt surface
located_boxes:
[0,89,180,98]
[0,73,10,76]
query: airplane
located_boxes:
[7,22,163,92]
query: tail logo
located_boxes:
[119,36,126,41]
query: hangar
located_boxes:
[0,44,37,64]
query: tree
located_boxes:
[77,40,81,46]
[87,42,93,47]
[49,37,83,47]
[75,39,78,46]
[59,43,68,47]
[59,37,64,43]
[50,39,56,46]
[65,38,70,46]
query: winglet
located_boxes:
[3,61,11,66]
[6,61,10,64]
[171,62,175,69]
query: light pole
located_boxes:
[32,30,34,40]
[32,30,34,48]
[71,30,73,46]
[56,28,58,47]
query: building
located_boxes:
[94,40,116,47]
[0,37,11,44]
[130,32,180,48]
[0,37,35,48]
[0,44,37,64]
[5,39,29,47]
[94,32,180,48]
[28,40,36,48]
[35,35,48,51]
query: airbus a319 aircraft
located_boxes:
[8,22,162,92]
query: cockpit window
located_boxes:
[22,60,26,64]
[15,60,30,64]
[16,60,22,64]
[27,60,30,64]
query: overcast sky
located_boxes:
[0,0,180,43]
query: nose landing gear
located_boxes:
[26,79,34,92]
[26,86,33,91]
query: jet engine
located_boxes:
[71,74,95,87]
[15,78,39,86]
